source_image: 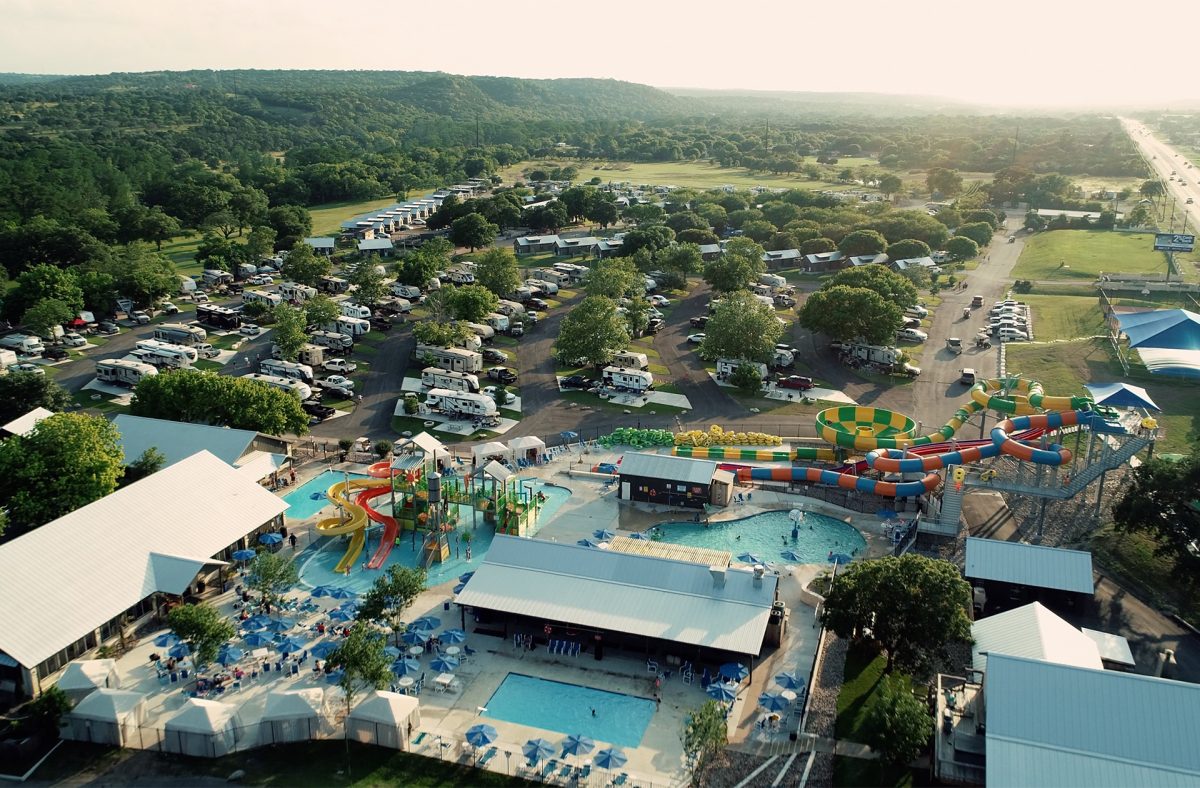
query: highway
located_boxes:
[1120,117,1200,233]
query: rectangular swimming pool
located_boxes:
[482,673,655,748]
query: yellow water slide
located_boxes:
[314,478,392,574]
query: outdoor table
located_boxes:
[780,690,797,702]
[408,646,424,657]
[444,646,461,657]
[397,676,415,693]
[434,672,455,691]
[251,648,268,659]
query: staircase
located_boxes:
[930,473,965,535]
[1061,434,1151,497]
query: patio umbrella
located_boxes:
[242,615,272,631]
[327,608,356,622]
[430,655,459,672]
[560,431,579,441]
[593,529,616,541]
[774,671,805,691]
[736,552,763,564]
[523,737,555,766]
[168,642,191,659]
[264,618,295,633]
[466,723,499,748]
[629,531,649,539]
[440,628,468,644]
[310,585,339,598]
[410,615,440,631]
[459,571,475,583]
[259,532,283,545]
[232,549,257,562]
[327,587,357,600]
[311,641,340,659]
[153,632,180,648]
[215,646,245,666]
[828,552,853,565]
[401,629,430,645]
[706,682,738,702]
[559,733,595,758]
[275,635,307,654]
[719,662,749,681]
[577,538,599,548]
[594,747,628,771]
[243,631,274,648]
[383,645,402,658]
[780,549,804,562]
[759,692,790,712]
[391,657,421,676]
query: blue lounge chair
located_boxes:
[412,731,428,746]
[543,760,558,778]
[180,669,189,679]
[613,773,628,785]
[464,645,477,656]
[557,762,572,779]
[478,746,498,766]
[169,672,179,684]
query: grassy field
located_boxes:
[499,158,874,192]
[310,196,403,236]
[1091,524,1200,622]
[832,642,918,788]
[1021,294,1107,341]
[1011,230,1168,281]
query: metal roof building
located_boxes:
[984,653,1200,787]
[0,451,288,696]
[618,452,717,486]
[454,535,778,657]
[971,602,1102,672]
[2,406,54,436]
[965,537,1094,595]
[113,415,260,468]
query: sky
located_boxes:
[5,0,1200,108]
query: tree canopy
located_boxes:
[825,265,920,307]
[130,371,310,435]
[797,286,903,344]
[703,237,766,293]
[473,247,522,298]
[357,565,427,646]
[281,243,332,286]
[701,290,784,363]
[271,304,309,362]
[246,552,299,607]
[555,295,630,367]
[0,371,73,425]
[450,212,498,251]
[168,603,235,666]
[1112,451,1200,574]
[447,284,499,323]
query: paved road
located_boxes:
[1121,118,1200,233]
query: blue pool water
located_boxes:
[283,470,369,519]
[295,478,572,593]
[482,673,656,748]
[652,509,866,565]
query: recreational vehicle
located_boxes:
[260,358,315,384]
[135,339,198,367]
[152,323,207,346]
[412,344,484,374]
[279,282,318,302]
[240,373,312,401]
[271,343,325,367]
[420,367,481,393]
[309,330,353,351]
[243,290,283,308]
[612,351,649,370]
[423,388,498,417]
[95,358,157,387]
[601,366,654,392]
[196,304,242,330]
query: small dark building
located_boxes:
[964,537,1095,618]
[617,453,723,510]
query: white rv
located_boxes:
[412,344,484,374]
[339,302,372,320]
[716,358,769,379]
[390,283,423,300]
[0,334,45,356]
[240,373,312,401]
[153,323,207,346]
[423,388,498,417]
[601,366,654,392]
[420,367,481,393]
[612,351,649,370]
[243,290,283,308]
[324,316,371,337]
[260,358,315,383]
[271,343,325,367]
[759,273,787,288]
[279,282,318,302]
[96,358,157,387]
[309,330,353,351]
[474,317,503,336]
[496,300,526,317]
[135,339,198,367]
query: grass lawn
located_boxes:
[1012,230,1168,281]
[160,234,204,277]
[209,333,243,351]
[1021,294,1107,341]
[309,197,406,236]
[70,389,127,415]
[1090,524,1200,622]
[499,158,874,192]
[832,641,920,788]
[34,740,528,787]
[193,359,223,372]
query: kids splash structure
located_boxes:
[313,463,410,574]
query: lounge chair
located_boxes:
[412,731,428,746]
[613,774,628,786]
[578,763,591,781]
[478,746,498,766]
[543,760,558,778]
[557,762,573,779]
[646,659,658,674]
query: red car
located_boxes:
[777,375,815,391]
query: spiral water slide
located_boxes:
[314,467,396,574]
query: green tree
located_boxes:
[167,603,236,666]
[348,260,388,309]
[24,686,71,738]
[944,236,980,261]
[866,673,931,765]
[961,209,1001,230]
[246,551,299,608]
[328,622,394,763]
[5,264,84,322]
[271,304,309,361]
[926,167,963,197]
[622,203,664,226]
[474,247,522,298]
[838,229,888,257]
[412,321,473,348]
[139,207,182,251]
[1112,452,1200,572]
[130,371,310,435]
[619,225,675,257]
[123,446,167,485]
[825,265,919,307]
[822,554,972,672]
[268,204,313,249]
[681,700,728,785]
[886,239,931,261]
[22,298,74,338]
[304,294,340,328]
[281,243,332,286]
[357,565,428,646]
[798,286,903,344]
[450,212,498,251]
[703,237,765,293]
[0,371,72,425]
[114,244,179,307]
[666,212,710,235]
[586,195,619,228]
[245,225,278,259]
[677,228,720,246]
[701,290,783,363]
[447,284,499,323]
[741,220,777,243]
[394,241,449,287]
[955,222,994,248]
[799,237,838,255]
[203,209,239,240]
[1139,180,1165,198]
[0,413,124,536]
[878,174,903,199]
[656,243,703,287]
[932,207,962,229]
[729,363,763,394]
[555,295,630,367]
[586,257,642,300]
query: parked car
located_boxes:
[689,315,709,329]
[648,295,671,307]
[302,401,336,420]
[998,327,1029,342]
[10,363,44,375]
[897,328,928,343]
[777,375,815,391]
[61,332,88,348]
[647,318,665,334]
[42,347,69,361]
[527,297,549,311]
[960,368,977,385]
[97,321,120,335]
[488,367,517,384]
[239,323,262,336]
[131,310,151,325]
[687,333,706,344]
[323,358,358,374]
[482,348,508,363]
[315,379,354,399]
[159,301,179,314]
[192,291,210,303]
[325,374,355,390]
[483,385,517,405]
[560,375,595,390]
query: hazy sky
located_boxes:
[5,0,1200,107]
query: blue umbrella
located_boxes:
[759,692,790,712]
[829,552,853,565]
[780,549,804,562]
[594,748,628,771]
[410,616,440,631]
[310,585,339,598]
[242,614,272,631]
[401,629,430,645]
[719,662,749,681]
[775,671,805,690]
[523,737,555,765]
[232,549,257,562]
[577,538,599,548]
[559,733,595,758]
[265,618,295,633]
[706,682,738,702]
[629,531,649,540]
[736,552,763,564]
[153,632,180,648]
[465,723,499,748]
[259,532,283,545]
[243,631,274,648]
[311,641,340,659]
[560,431,579,441]
[168,642,191,659]
[391,657,421,676]
[594,529,616,541]
[325,669,344,684]
[275,635,307,654]
[216,646,244,666]
[383,645,402,658]
[328,608,355,622]
[327,587,357,600]
[430,655,459,672]
[458,571,475,583]
[440,628,467,644]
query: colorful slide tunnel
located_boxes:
[314,469,397,574]
[672,445,838,462]
[969,377,1093,415]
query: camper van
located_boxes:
[612,351,649,370]
[716,358,769,380]
[760,273,787,288]
[423,388,498,417]
[420,367,481,393]
[279,282,318,302]
[339,302,372,320]
[240,373,312,401]
[482,314,509,334]
[390,283,423,300]
[601,366,653,392]
[243,290,283,308]
[309,330,353,352]
[271,343,325,367]
[496,300,526,317]
[152,323,207,346]
[135,339,198,367]
[531,268,570,287]
[196,304,242,330]
[412,344,484,374]
[260,358,315,383]
[178,275,197,294]
[324,316,371,337]
[318,276,350,294]
[0,334,45,356]
[96,358,157,387]
[201,269,234,286]
[525,277,559,295]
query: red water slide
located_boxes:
[357,485,399,570]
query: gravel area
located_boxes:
[802,631,847,788]
[701,749,805,788]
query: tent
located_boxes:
[62,689,146,746]
[471,441,511,465]
[346,691,421,750]
[1116,309,1200,350]
[394,431,451,469]
[256,688,323,744]
[1084,383,1161,411]
[1132,348,1200,379]
[507,436,546,463]
[57,659,121,705]
[162,698,242,758]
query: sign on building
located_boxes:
[1153,233,1195,252]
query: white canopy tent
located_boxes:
[163,698,242,758]
[57,659,121,705]
[347,691,421,750]
[471,441,511,465]
[62,689,146,746]
[256,688,323,744]
[506,435,545,462]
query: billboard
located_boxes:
[1154,233,1195,252]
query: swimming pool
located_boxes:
[652,509,866,565]
[482,673,656,748]
[283,470,369,520]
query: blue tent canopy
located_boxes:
[1084,383,1160,411]
[1117,309,1200,350]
